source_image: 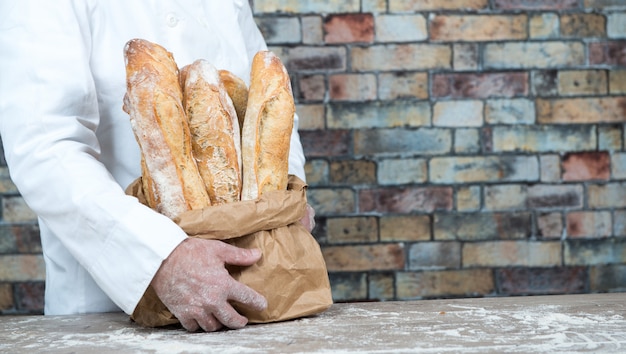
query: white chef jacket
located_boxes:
[0,0,305,315]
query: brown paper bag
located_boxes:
[126,175,333,327]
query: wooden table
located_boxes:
[2,293,625,353]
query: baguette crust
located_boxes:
[181,60,242,205]
[241,51,295,200]
[123,39,210,218]
[219,69,248,134]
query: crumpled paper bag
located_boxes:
[126,175,333,327]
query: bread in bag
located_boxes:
[241,51,295,200]
[181,60,242,205]
[123,38,211,218]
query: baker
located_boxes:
[0,1,314,332]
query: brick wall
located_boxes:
[252,0,626,302]
[1,0,625,315]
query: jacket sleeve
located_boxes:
[235,0,307,182]
[0,0,186,314]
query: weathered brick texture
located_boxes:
[2,0,626,314]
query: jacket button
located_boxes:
[166,13,179,27]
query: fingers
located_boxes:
[216,241,263,266]
[228,280,268,312]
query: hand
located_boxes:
[299,203,316,232]
[151,238,267,332]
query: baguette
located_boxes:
[123,38,211,218]
[219,69,248,133]
[181,60,242,205]
[241,51,295,200]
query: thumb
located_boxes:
[217,242,262,266]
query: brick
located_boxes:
[302,16,323,45]
[494,0,578,9]
[369,273,395,300]
[531,70,558,96]
[352,44,451,71]
[585,0,626,9]
[328,101,430,129]
[536,97,626,124]
[307,188,355,216]
[282,46,346,72]
[377,158,427,185]
[15,282,44,313]
[611,152,626,179]
[527,184,583,209]
[298,74,325,101]
[565,238,626,265]
[492,125,596,153]
[590,265,626,292]
[322,244,405,271]
[463,241,561,267]
[599,124,622,151]
[328,272,367,301]
[380,215,431,242]
[396,269,494,299]
[360,186,453,213]
[529,13,559,39]
[296,104,325,130]
[375,14,427,43]
[300,130,351,158]
[589,41,626,66]
[429,156,539,184]
[540,154,561,182]
[433,101,483,127]
[485,99,535,125]
[432,72,528,99]
[2,197,37,223]
[304,159,329,186]
[609,70,626,94]
[323,14,374,44]
[453,44,479,71]
[329,74,377,101]
[354,128,452,156]
[330,160,376,185]
[496,267,586,296]
[0,283,13,311]
[614,210,626,236]
[434,212,531,241]
[327,217,378,244]
[255,16,300,44]
[430,15,527,42]
[454,128,481,154]
[537,212,563,239]
[562,151,610,181]
[0,255,45,281]
[558,70,608,96]
[456,185,481,211]
[588,182,626,208]
[363,0,387,13]
[408,242,461,270]
[561,14,606,38]
[484,184,527,211]
[608,13,626,39]
[378,72,428,100]
[567,211,612,238]
[484,42,584,69]
[0,167,18,194]
[389,0,488,11]
[0,224,41,254]
[253,1,360,14]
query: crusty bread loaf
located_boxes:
[241,51,295,200]
[123,38,211,218]
[219,69,248,133]
[181,60,242,205]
